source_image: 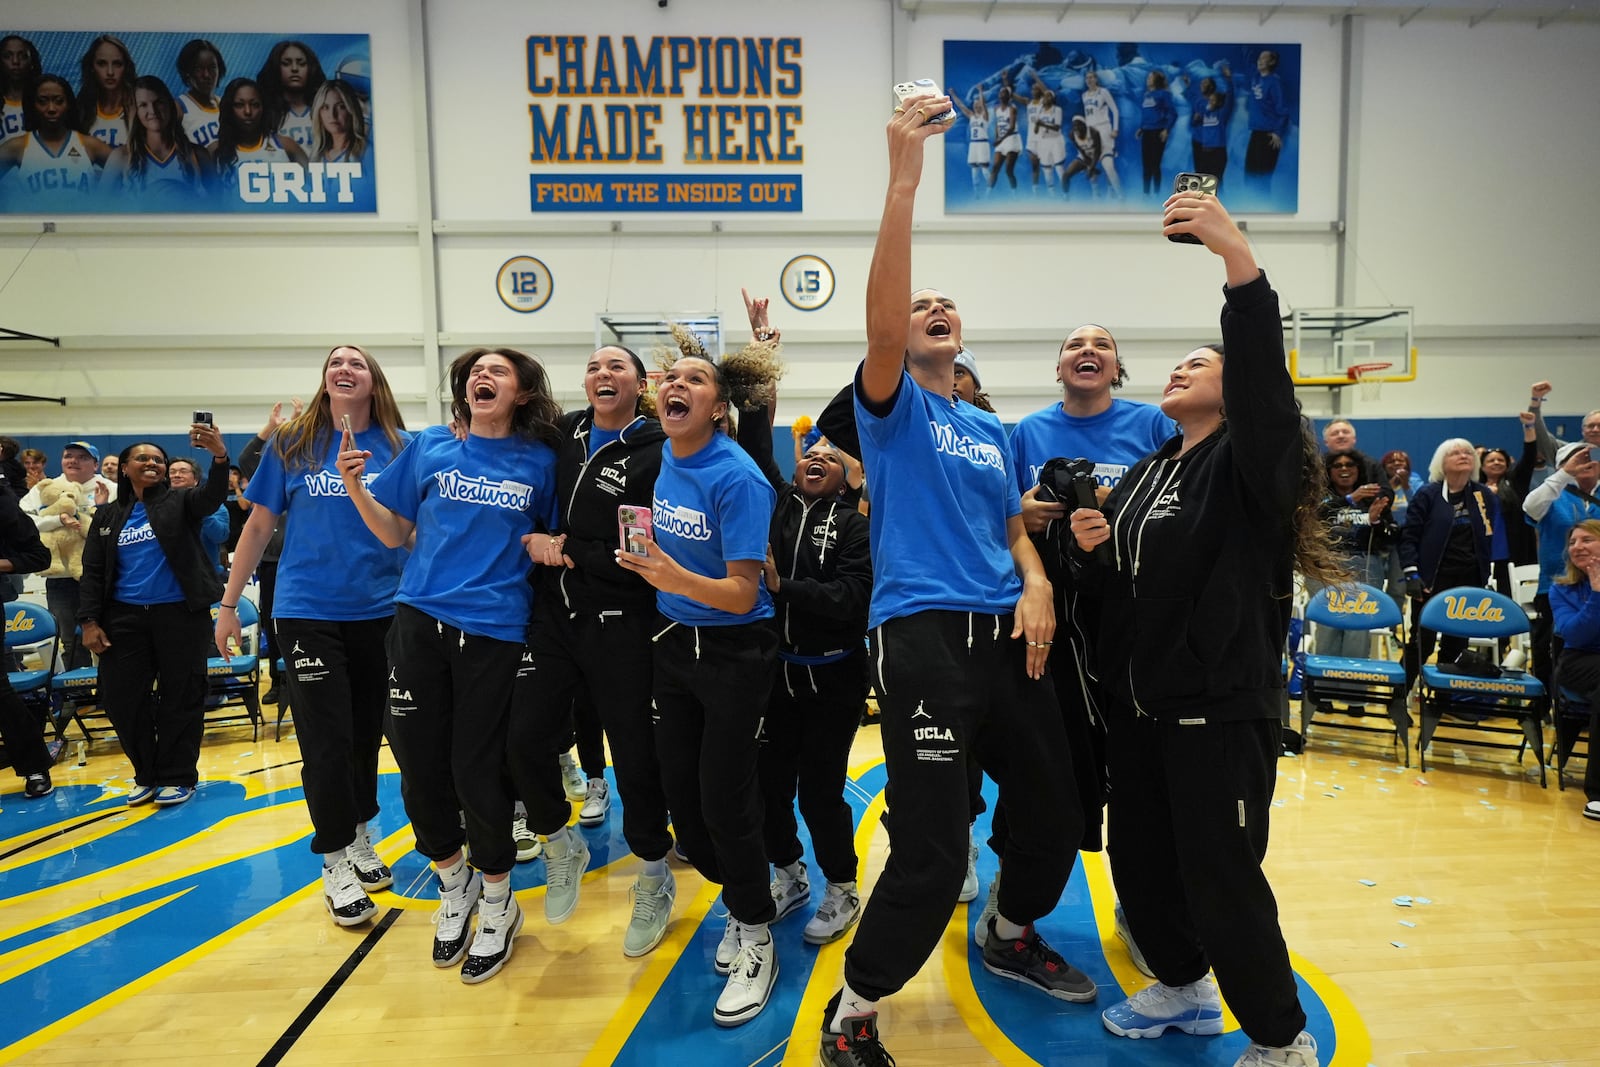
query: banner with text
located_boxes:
[0,29,375,213]
[524,35,803,213]
[943,39,1300,215]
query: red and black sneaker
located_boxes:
[820,991,896,1067]
[980,918,1098,1002]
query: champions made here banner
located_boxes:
[0,30,374,214]
[524,34,803,213]
[943,39,1300,216]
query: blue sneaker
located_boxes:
[128,784,156,806]
[1101,977,1224,1039]
[153,786,195,807]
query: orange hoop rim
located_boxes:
[1345,361,1394,381]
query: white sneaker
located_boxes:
[622,869,676,957]
[959,838,980,903]
[771,860,810,923]
[1114,901,1155,978]
[1234,1031,1319,1067]
[542,831,590,924]
[975,870,1001,947]
[714,912,740,974]
[1102,976,1223,1038]
[560,753,586,801]
[713,929,777,1027]
[1584,800,1600,822]
[803,881,861,945]
[513,815,542,862]
[347,829,393,891]
[579,778,610,826]
[460,889,524,984]
[322,858,376,927]
[432,869,483,968]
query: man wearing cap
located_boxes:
[19,441,118,670]
[1523,439,1600,692]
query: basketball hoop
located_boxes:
[1347,362,1394,402]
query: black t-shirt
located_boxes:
[1440,487,1478,574]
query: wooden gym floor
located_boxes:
[2,707,1596,1066]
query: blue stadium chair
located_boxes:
[1416,587,1547,785]
[5,602,61,744]
[206,598,262,741]
[1301,583,1410,763]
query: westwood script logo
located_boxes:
[930,422,1005,471]
[434,470,534,510]
[652,497,713,541]
[305,469,375,497]
[1326,589,1381,615]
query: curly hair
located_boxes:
[651,322,785,413]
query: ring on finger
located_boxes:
[892,106,905,114]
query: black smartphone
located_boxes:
[893,78,955,126]
[1167,172,1219,244]
[192,410,213,427]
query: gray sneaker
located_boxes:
[542,832,589,924]
[958,838,980,903]
[559,753,586,801]
[803,881,861,945]
[579,778,610,826]
[770,861,810,923]
[975,869,1001,947]
[622,868,677,957]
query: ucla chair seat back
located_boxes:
[1415,586,1546,784]
[1300,583,1411,763]
[204,598,262,741]
[5,603,59,734]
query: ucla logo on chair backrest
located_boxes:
[6,608,36,634]
[1444,594,1504,623]
[1325,589,1381,616]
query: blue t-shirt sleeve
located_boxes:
[1004,457,1023,520]
[369,431,424,522]
[718,471,776,563]
[243,441,289,516]
[1007,425,1031,496]
[856,367,915,441]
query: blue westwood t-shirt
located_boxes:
[1007,398,1174,497]
[652,431,775,627]
[856,366,1022,630]
[246,426,413,621]
[369,425,559,642]
[113,503,185,605]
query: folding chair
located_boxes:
[206,598,262,741]
[5,602,62,747]
[1300,583,1410,763]
[1415,587,1547,784]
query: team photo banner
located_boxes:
[942,39,1300,215]
[524,34,804,214]
[0,29,375,214]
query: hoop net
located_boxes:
[1348,362,1394,402]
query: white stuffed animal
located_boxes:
[33,477,87,580]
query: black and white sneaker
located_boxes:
[981,919,1098,1002]
[820,991,896,1066]
[24,771,54,799]
[770,860,810,923]
[713,931,776,1027]
[432,869,483,968]
[322,858,377,927]
[460,890,523,984]
[347,829,393,891]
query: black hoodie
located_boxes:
[1081,272,1301,724]
[543,409,667,614]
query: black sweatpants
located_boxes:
[1554,649,1600,802]
[507,599,672,858]
[652,619,777,925]
[275,615,391,855]
[99,600,211,788]
[385,603,522,876]
[0,663,53,778]
[844,611,1081,1003]
[1403,566,1482,684]
[760,650,868,885]
[1106,706,1306,1049]
[1140,132,1165,194]
[573,690,606,781]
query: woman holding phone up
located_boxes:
[216,346,410,930]
[342,347,562,986]
[613,327,781,1028]
[1070,190,1335,1067]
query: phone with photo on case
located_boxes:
[892,78,955,126]
[1167,172,1219,244]
[618,504,653,557]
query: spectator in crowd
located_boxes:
[1,476,53,798]
[19,448,47,489]
[165,457,229,577]
[1523,441,1600,692]
[1549,519,1600,823]
[19,441,117,670]
[0,435,26,493]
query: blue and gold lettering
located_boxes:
[625,37,665,95]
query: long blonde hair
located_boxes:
[274,345,407,472]
[1557,519,1600,586]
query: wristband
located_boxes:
[219,602,237,610]
[1529,397,1543,405]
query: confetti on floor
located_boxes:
[1359,879,1377,887]
[1394,896,1413,907]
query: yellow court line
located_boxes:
[782,758,887,1067]
[0,806,157,871]
[0,877,321,1064]
[0,888,189,984]
[943,900,1037,1064]
[1288,947,1373,1067]
[580,874,723,1067]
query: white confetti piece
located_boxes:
[1414,897,1432,905]
[1391,941,1407,948]
[1359,879,1377,887]
[1398,920,1416,928]
[1393,896,1413,907]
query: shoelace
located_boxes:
[629,881,666,925]
[435,879,474,927]
[835,1019,896,1067]
[327,860,364,900]
[726,941,767,986]
[348,835,384,872]
[547,845,579,889]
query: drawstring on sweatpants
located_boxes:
[966,613,974,651]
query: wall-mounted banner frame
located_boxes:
[496,255,553,313]
[779,254,834,312]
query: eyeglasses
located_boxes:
[1330,463,1358,470]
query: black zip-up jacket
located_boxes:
[544,409,666,615]
[768,487,872,658]
[79,455,231,620]
[1079,272,1299,724]
[1,482,50,577]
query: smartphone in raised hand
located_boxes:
[1167,172,1219,244]
[893,78,956,126]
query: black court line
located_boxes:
[240,758,304,776]
[0,809,124,862]
[257,907,401,1067]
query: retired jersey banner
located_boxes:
[943,40,1300,216]
[524,35,804,213]
[0,30,374,213]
